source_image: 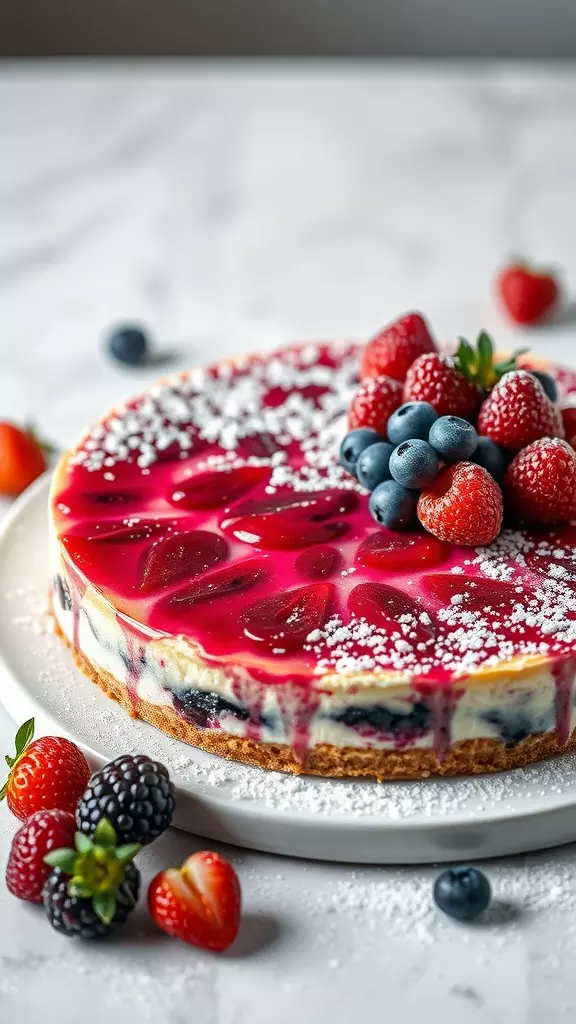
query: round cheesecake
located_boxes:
[49,342,576,779]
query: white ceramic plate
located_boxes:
[3,474,576,864]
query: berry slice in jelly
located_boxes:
[348,582,435,641]
[240,583,334,652]
[139,531,228,593]
[422,573,525,611]
[169,466,269,511]
[221,490,357,550]
[295,545,340,579]
[356,532,450,572]
[64,518,182,545]
[169,557,269,605]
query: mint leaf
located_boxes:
[93,892,116,925]
[14,719,34,758]
[44,849,78,873]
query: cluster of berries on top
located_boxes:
[340,312,576,547]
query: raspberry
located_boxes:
[561,407,576,450]
[403,353,482,419]
[477,370,564,453]
[6,809,76,903]
[348,375,403,433]
[359,313,436,382]
[504,438,576,525]
[417,462,503,547]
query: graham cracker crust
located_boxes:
[55,624,576,781]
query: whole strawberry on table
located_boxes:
[341,312,576,547]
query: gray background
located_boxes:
[2,0,576,57]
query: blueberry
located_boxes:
[530,370,558,403]
[339,428,383,476]
[108,324,149,366]
[387,402,438,445]
[389,439,439,489]
[356,442,394,491]
[428,416,478,463]
[433,866,491,922]
[369,480,418,530]
[472,436,507,481]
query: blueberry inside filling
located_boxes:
[333,701,431,738]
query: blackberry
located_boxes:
[76,754,175,845]
[43,862,140,939]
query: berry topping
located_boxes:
[504,437,576,525]
[240,583,334,652]
[369,480,418,531]
[348,582,435,641]
[477,370,564,453]
[496,261,560,325]
[139,531,228,592]
[43,818,141,939]
[403,352,482,419]
[359,312,436,382]
[76,754,175,845]
[170,557,269,605]
[147,851,241,952]
[387,401,438,445]
[6,809,76,903]
[107,323,150,366]
[471,436,507,481]
[295,545,340,579]
[356,441,394,491]
[348,375,403,433]
[428,416,478,463]
[169,466,269,510]
[561,406,576,450]
[389,439,439,489]
[0,719,91,822]
[433,866,491,921]
[0,422,48,497]
[356,531,449,571]
[417,462,503,547]
[528,369,558,403]
[220,490,358,550]
[339,427,383,475]
[422,572,522,612]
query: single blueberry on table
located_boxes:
[108,324,150,366]
[369,479,418,530]
[433,866,492,921]
[387,401,438,445]
[356,441,394,491]
[389,439,439,489]
[339,428,383,476]
[428,415,478,462]
[472,436,507,481]
[530,369,558,403]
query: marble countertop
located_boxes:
[2,60,576,1023]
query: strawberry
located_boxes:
[348,375,403,433]
[477,370,564,453]
[148,851,241,952]
[1,719,91,821]
[5,808,76,903]
[417,462,503,547]
[496,261,560,325]
[561,407,576,450]
[403,331,526,420]
[0,422,50,497]
[504,438,576,525]
[359,312,436,382]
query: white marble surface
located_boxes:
[2,60,576,1023]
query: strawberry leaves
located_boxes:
[454,332,528,391]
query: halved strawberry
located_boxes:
[220,491,357,550]
[169,466,269,510]
[355,532,450,572]
[347,582,435,641]
[422,573,524,612]
[148,851,241,952]
[139,531,228,592]
[294,545,340,579]
[240,583,334,651]
[169,557,269,605]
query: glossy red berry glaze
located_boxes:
[52,343,576,689]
